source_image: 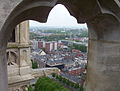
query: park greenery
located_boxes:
[28,85,33,91]
[35,77,69,91]
[40,34,69,41]
[52,73,84,91]
[27,74,84,91]
[70,44,87,52]
[29,28,88,41]
[30,32,40,40]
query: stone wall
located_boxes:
[0,0,120,91]
[32,68,60,78]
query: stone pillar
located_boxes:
[19,21,29,44]
[86,14,120,91]
[0,49,8,91]
[19,48,31,75]
[17,21,32,75]
[15,25,20,43]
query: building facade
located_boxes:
[38,41,58,52]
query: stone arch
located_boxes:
[1,1,53,46]
[0,0,120,91]
[0,1,82,91]
[2,1,78,42]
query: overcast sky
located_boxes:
[30,4,87,28]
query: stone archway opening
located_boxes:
[4,2,88,90]
[9,4,88,90]
[0,0,120,91]
[30,3,88,87]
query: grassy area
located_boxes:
[35,77,69,91]
[52,73,84,91]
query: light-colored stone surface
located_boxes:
[19,21,29,44]
[7,21,33,91]
[7,21,60,91]
[86,13,120,91]
[86,40,120,91]
[32,68,60,78]
[8,67,60,91]
[0,0,120,91]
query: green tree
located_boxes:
[31,60,38,69]
[74,83,80,88]
[28,85,33,91]
[70,44,87,52]
[79,86,84,91]
[52,73,56,77]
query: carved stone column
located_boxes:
[86,14,120,91]
[18,21,31,70]
[19,21,29,44]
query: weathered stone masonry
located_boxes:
[0,0,120,91]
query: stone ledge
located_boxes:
[8,74,34,85]
[7,43,30,48]
[8,67,60,85]
[32,67,60,78]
